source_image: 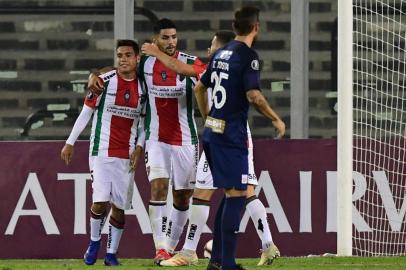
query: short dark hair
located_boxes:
[232,6,260,36]
[153,18,177,34]
[214,30,236,46]
[116,39,140,55]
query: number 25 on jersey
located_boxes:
[211,71,228,109]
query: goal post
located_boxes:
[337,0,353,256]
[338,0,406,256]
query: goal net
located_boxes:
[353,0,406,256]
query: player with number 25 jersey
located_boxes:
[200,39,261,189]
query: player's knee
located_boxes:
[150,179,169,200]
[111,204,125,224]
[91,202,107,215]
[246,185,257,198]
[173,190,193,208]
[193,188,214,201]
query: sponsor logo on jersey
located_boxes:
[106,104,139,119]
[251,59,260,70]
[205,116,226,134]
[218,50,233,60]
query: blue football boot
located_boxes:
[83,240,101,265]
[104,253,121,266]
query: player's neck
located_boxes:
[118,71,136,81]
[235,35,254,48]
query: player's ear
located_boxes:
[152,36,158,45]
[254,22,259,33]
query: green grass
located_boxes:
[1,257,406,270]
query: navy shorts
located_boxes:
[203,141,248,190]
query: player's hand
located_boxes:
[61,144,74,165]
[272,118,286,139]
[87,73,104,95]
[141,43,160,57]
[129,145,143,172]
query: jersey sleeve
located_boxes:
[242,51,261,92]
[66,105,94,145]
[84,75,106,108]
[200,58,213,87]
[191,58,208,80]
[84,91,98,108]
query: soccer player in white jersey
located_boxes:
[60,40,146,266]
[142,30,282,267]
[87,19,206,265]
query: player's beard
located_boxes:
[165,46,176,56]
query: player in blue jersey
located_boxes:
[142,30,282,267]
[194,6,285,270]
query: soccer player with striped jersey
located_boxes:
[139,18,206,264]
[195,6,285,270]
[60,40,146,266]
[87,19,206,265]
[142,30,282,267]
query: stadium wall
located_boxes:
[2,139,396,258]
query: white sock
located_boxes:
[246,197,273,250]
[165,205,189,253]
[183,203,210,251]
[90,211,106,241]
[106,221,124,254]
[149,201,168,250]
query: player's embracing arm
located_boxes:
[194,59,213,121]
[87,66,115,95]
[194,81,209,121]
[141,43,207,79]
[244,52,286,138]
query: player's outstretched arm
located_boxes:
[60,105,94,165]
[247,89,286,138]
[87,66,115,95]
[194,81,209,121]
[141,43,197,77]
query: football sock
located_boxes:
[106,216,124,254]
[183,198,211,251]
[221,196,245,270]
[90,210,106,241]
[246,196,273,250]
[165,204,189,253]
[210,197,225,264]
[149,201,167,250]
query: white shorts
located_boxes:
[90,156,134,210]
[196,146,257,189]
[145,140,198,190]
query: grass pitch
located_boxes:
[1,256,406,270]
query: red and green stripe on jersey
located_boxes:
[85,70,145,159]
[140,52,206,145]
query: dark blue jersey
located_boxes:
[200,40,261,148]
